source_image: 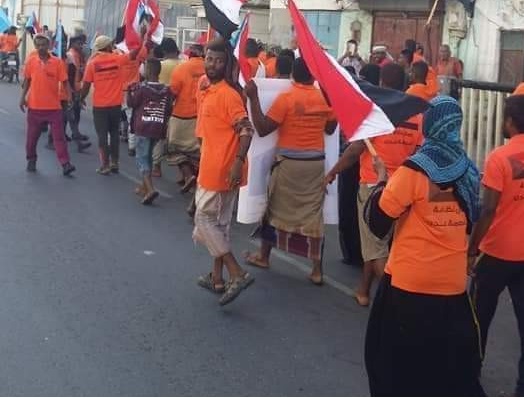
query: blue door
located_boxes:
[302,11,341,57]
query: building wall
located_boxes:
[339,9,373,60]
[19,0,84,34]
[456,0,524,82]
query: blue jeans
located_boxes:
[135,136,158,175]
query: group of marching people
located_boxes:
[14,24,524,396]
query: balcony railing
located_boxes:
[459,80,515,170]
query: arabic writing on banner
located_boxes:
[237,78,339,225]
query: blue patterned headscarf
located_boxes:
[408,96,481,225]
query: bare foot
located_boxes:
[354,293,370,307]
[135,186,146,196]
[309,273,323,286]
[243,251,270,269]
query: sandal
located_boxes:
[141,191,159,206]
[219,273,255,306]
[135,186,146,196]
[243,251,270,269]
[180,175,197,194]
[197,273,226,294]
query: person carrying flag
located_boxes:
[243,57,337,285]
[80,34,148,175]
[325,63,423,306]
[19,34,76,176]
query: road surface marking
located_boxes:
[248,241,355,298]
[119,166,354,297]
[0,107,9,115]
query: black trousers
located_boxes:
[473,254,524,395]
[93,106,121,165]
[366,275,484,396]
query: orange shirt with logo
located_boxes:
[480,134,524,261]
[380,166,468,295]
[24,55,67,111]
[197,80,248,191]
[267,82,334,152]
[121,47,148,91]
[83,52,129,108]
[170,57,205,118]
[360,115,423,183]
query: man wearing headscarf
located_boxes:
[469,94,524,397]
[363,96,483,396]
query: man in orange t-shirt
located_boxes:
[514,83,524,95]
[19,35,75,176]
[81,35,145,175]
[246,38,264,78]
[406,61,438,101]
[436,44,463,79]
[325,63,422,306]
[243,57,337,285]
[193,38,255,306]
[168,44,205,193]
[469,95,524,396]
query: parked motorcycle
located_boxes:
[0,52,19,84]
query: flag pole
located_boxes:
[426,0,440,26]
[364,139,378,157]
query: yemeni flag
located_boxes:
[288,0,428,141]
[123,0,164,51]
[25,11,41,36]
[232,13,251,86]
[203,0,246,40]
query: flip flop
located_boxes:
[141,191,159,206]
[243,251,270,269]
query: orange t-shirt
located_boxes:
[266,82,334,152]
[83,52,129,108]
[58,59,70,102]
[2,35,18,52]
[121,47,148,91]
[24,55,67,111]
[247,57,260,78]
[479,134,524,261]
[197,80,248,191]
[381,166,468,295]
[406,83,437,101]
[360,115,423,183]
[265,57,277,78]
[170,57,205,118]
[513,83,524,96]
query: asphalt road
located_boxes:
[0,81,519,396]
